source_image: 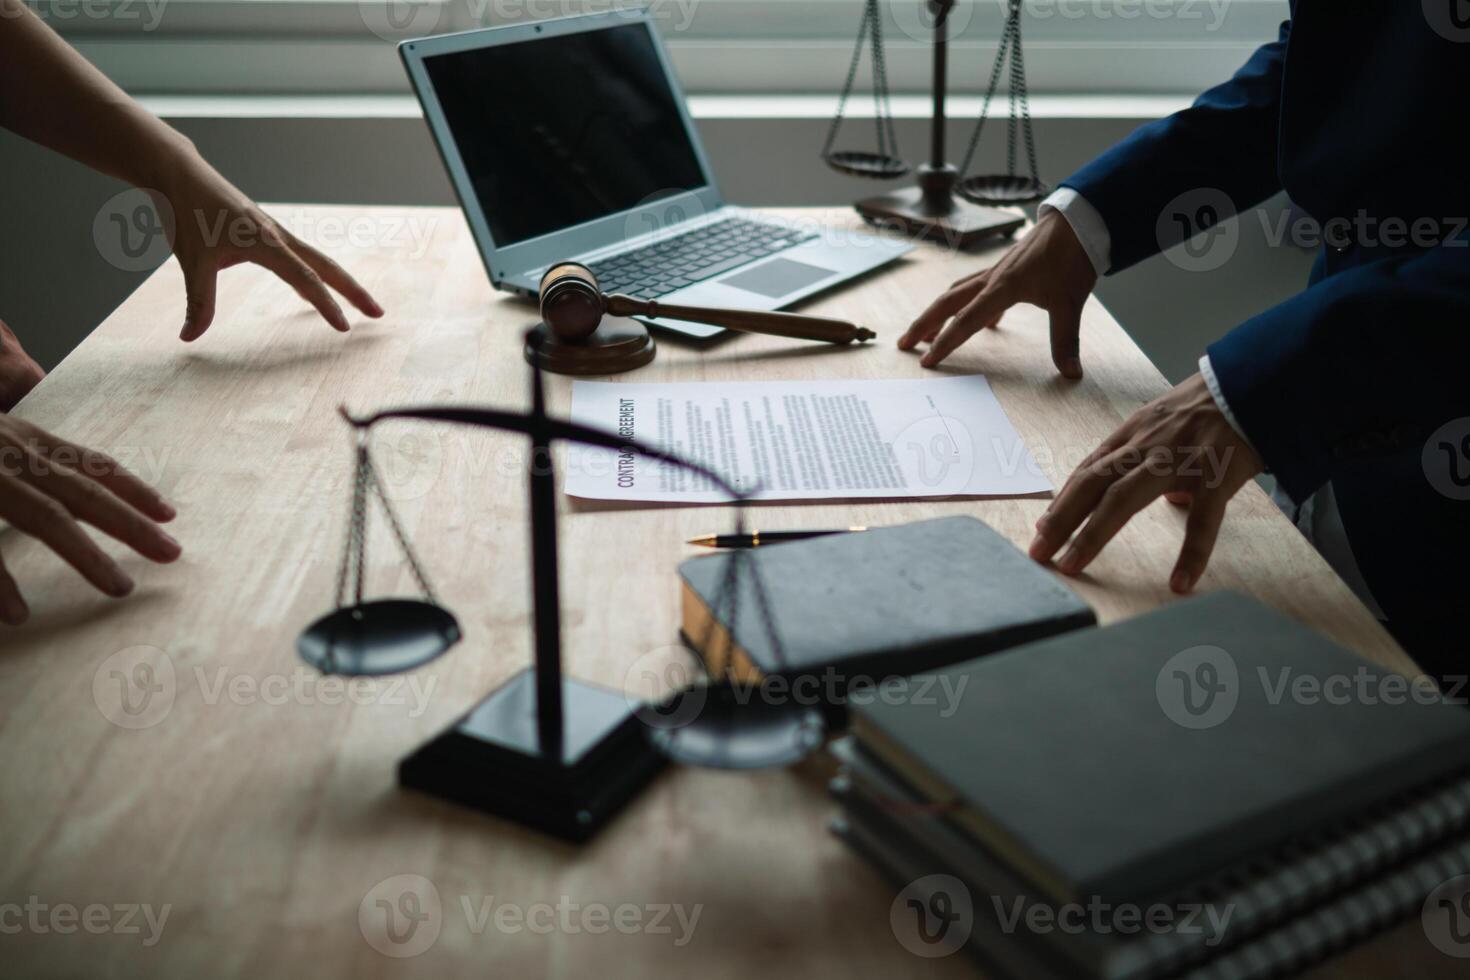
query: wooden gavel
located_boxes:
[539,262,876,345]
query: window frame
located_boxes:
[32,0,1289,96]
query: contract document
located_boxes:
[563,375,1052,503]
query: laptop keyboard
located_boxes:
[585,217,818,298]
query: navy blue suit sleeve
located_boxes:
[1060,20,1290,273]
[1206,232,1470,503]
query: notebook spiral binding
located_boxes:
[1159,770,1470,979]
[834,753,1470,980]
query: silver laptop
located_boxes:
[400,10,912,339]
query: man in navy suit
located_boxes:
[902,4,1469,680]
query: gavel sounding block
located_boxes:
[524,317,656,375]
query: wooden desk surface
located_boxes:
[0,207,1437,978]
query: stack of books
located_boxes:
[831,592,1470,979]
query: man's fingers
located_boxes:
[1172,492,1227,593]
[1048,300,1084,379]
[0,552,27,625]
[920,285,1013,368]
[949,269,988,290]
[1055,468,1167,575]
[284,233,384,318]
[180,260,218,342]
[18,422,175,523]
[10,450,180,564]
[1029,448,1130,561]
[898,274,986,350]
[0,475,134,597]
[251,239,351,332]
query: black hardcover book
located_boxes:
[850,592,1470,911]
[677,516,1095,691]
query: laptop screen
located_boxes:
[423,23,708,248]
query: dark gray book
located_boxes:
[831,735,1470,980]
[677,516,1095,687]
[851,591,1470,908]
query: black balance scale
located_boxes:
[823,0,1047,246]
[296,331,824,842]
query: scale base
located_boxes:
[399,668,665,842]
[856,187,1024,248]
[524,317,655,375]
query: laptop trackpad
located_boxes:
[718,258,834,298]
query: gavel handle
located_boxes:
[603,294,874,345]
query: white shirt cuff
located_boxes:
[1198,353,1256,453]
[1039,186,1112,277]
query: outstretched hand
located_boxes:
[899,208,1097,375]
[0,415,179,624]
[156,149,384,341]
[1029,373,1263,594]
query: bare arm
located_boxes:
[0,0,383,341]
[0,0,192,188]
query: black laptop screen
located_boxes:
[423,23,708,247]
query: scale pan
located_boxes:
[957,174,1049,205]
[641,683,827,769]
[824,151,911,180]
[297,599,461,676]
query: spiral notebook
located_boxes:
[835,592,1470,979]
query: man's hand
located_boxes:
[0,319,44,411]
[899,208,1097,375]
[0,415,179,624]
[155,148,384,341]
[1029,373,1264,593]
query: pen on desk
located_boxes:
[686,527,868,548]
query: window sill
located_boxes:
[137,92,1192,121]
